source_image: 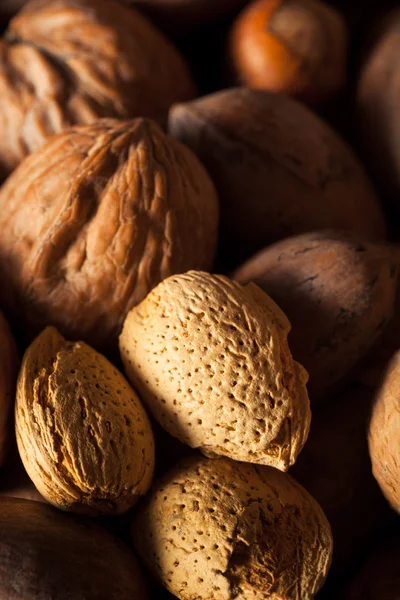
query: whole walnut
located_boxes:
[369,350,400,513]
[120,271,311,471]
[234,231,398,400]
[0,312,18,466]
[0,0,195,178]
[132,455,333,600]
[169,88,386,258]
[0,118,218,350]
[16,327,155,516]
[0,497,148,599]
[229,0,347,104]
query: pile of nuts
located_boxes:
[1,0,400,598]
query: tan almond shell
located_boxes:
[120,271,311,471]
[0,497,148,599]
[0,0,195,177]
[132,455,333,600]
[369,350,400,513]
[0,312,18,466]
[15,326,155,516]
[168,88,386,252]
[234,231,398,401]
[0,118,219,350]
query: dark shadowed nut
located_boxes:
[0,497,148,599]
[120,270,311,471]
[16,327,155,516]
[0,118,219,350]
[229,0,347,104]
[0,311,18,466]
[234,231,398,400]
[132,455,333,600]
[169,88,386,256]
[0,0,195,176]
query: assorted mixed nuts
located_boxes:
[1,0,400,599]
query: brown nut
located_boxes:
[357,10,400,209]
[234,231,398,400]
[132,455,333,600]
[16,326,155,516]
[169,88,386,257]
[0,0,195,177]
[291,383,395,574]
[0,497,148,600]
[229,0,347,104]
[120,271,311,471]
[0,311,18,466]
[0,118,218,350]
[369,350,400,513]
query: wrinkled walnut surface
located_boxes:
[0,0,195,177]
[132,455,333,600]
[0,118,219,349]
[16,327,155,516]
[120,271,310,471]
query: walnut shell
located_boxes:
[169,88,385,256]
[132,455,333,600]
[0,311,18,466]
[234,231,398,400]
[369,350,400,513]
[229,0,347,104]
[16,326,155,516]
[120,271,311,471]
[0,497,148,599]
[0,0,195,177]
[0,118,218,350]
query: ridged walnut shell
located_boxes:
[234,231,398,400]
[120,271,311,471]
[169,88,385,254]
[132,455,333,600]
[0,497,148,600]
[369,350,400,513]
[0,118,219,350]
[16,326,155,516]
[0,0,195,177]
[0,311,18,466]
[229,0,347,104]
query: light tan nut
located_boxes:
[15,326,155,516]
[169,88,386,255]
[369,350,400,513]
[0,0,195,178]
[0,312,18,466]
[234,231,398,400]
[0,118,219,350]
[120,271,311,471]
[132,455,333,600]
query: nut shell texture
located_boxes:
[0,497,148,600]
[369,350,400,513]
[0,312,18,466]
[16,327,155,516]
[0,118,219,349]
[169,88,385,251]
[120,271,311,471]
[132,456,333,600]
[0,0,195,176]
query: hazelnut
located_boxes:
[369,350,400,514]
[0,311,18,466]
[0,0,195,176]
[132,455,333,600]
[169,88,386,256]
[229,0,347,104]
[0,497,148,599]
[16,326,155,516]
[0,118,219,350]
[120,271,311,471]
[234,231,398,400]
